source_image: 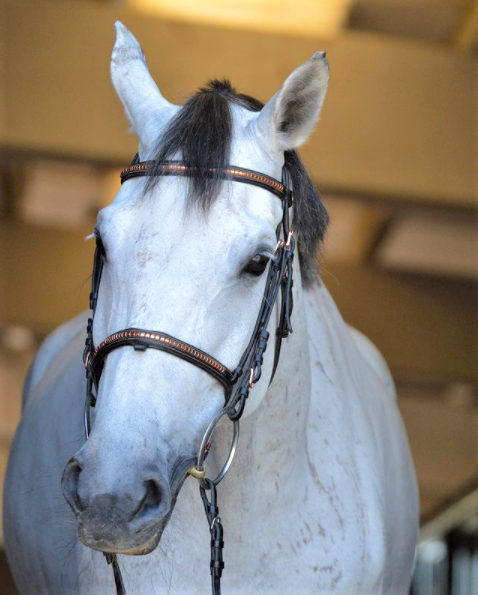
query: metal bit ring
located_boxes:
[188,407,240,488]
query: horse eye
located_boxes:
[244,254,270,276]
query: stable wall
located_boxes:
[0,0,476,208]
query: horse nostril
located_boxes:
[127,479,163,521]
[140,479,162,515]
[62,459,169,523]
[61,458,83,514]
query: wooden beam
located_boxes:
[323,263,478,385]
[1,0,476,208]
[0,1,6,141]
[0,221,94,335]
[455,0,478,52]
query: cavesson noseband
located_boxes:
[82,156,296,595]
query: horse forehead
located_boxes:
[134,190,278,263]
[108,175,280,242]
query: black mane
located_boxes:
[147,79,329,286]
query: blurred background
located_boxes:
[0,1,476,593]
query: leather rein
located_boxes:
[82,156,295,595]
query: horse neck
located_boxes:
[211,271,312,515]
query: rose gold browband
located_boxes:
[120,160,292,203]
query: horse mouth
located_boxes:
[78,518,166,556]
[73,477,184,556]
[77,499,176,556]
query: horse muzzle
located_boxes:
[62,456,172,554]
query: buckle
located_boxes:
[284,189,293,205]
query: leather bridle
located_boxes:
[82,156,295,595]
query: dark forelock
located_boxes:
[147,79,329,286]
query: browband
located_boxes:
[120,160,292,203]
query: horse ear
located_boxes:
[254,52,329,151]
[111,21,178,157]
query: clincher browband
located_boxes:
[120,160,293,204]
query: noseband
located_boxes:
[82,156,295,595]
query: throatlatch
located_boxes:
[82,157,295,595]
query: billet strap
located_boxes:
[92,329,234,398]
[120,160,292,204]
[200,479,224,595]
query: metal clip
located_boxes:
[210,516,222,531]
[274,239,284,254]
[285,231,294,250]
[248,368,255,389]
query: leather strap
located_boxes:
[120,160,292,204]
[92,329,234,398]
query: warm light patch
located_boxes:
[130,0,353,38]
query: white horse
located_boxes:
[4,22,418,595]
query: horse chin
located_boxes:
[78,517,168,556]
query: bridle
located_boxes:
[82,156,296,595]
[83,157,295,594]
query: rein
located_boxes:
[82,157,295,595]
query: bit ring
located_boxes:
[191,407,240,488]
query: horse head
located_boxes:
[62,21,329,556]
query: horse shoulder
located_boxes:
[346,325,397,402]
[23,311,88,408]
[345,325,419,591]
